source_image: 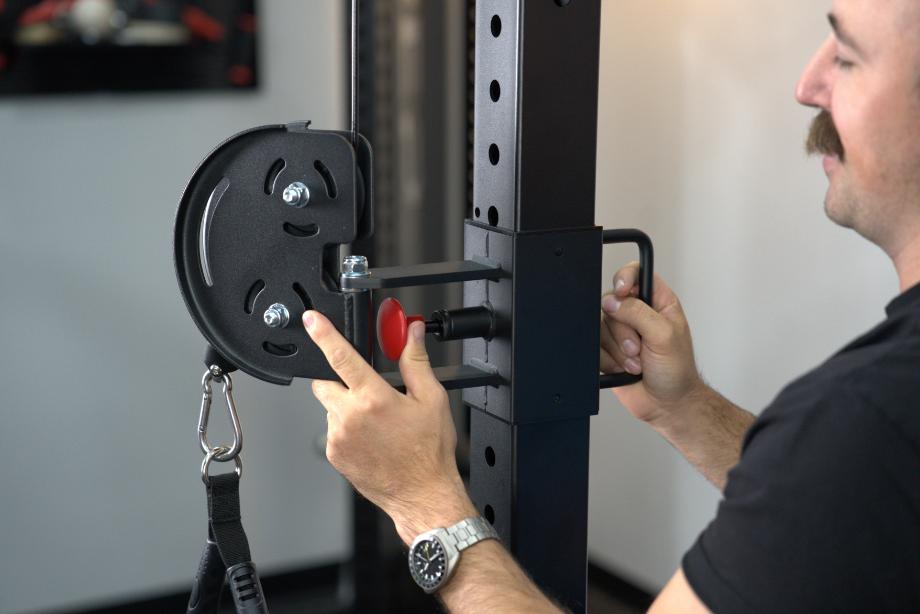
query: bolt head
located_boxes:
[281,182,310,207]
[263,303,291,328]
[341,255,370,278]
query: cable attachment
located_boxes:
[198,365,243,463]
[201,444,243,485]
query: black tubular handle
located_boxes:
[599,229,654,390]
[187,539,226,614]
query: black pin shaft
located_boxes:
[427,306,495,342]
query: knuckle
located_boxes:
[329,346,350,371]
[434,387,450,406]
[325,438,340,464]
[312,381,327,400]
[355,394,377,413]
[658,325,678,347]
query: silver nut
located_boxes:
[282,182,310,208]
[263,303,291,328]
[341,255,370,278]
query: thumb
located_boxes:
[399,321,439,398]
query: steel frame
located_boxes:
[463,1,603,611]
[350,1,613,610]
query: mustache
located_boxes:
[805,110,845,161]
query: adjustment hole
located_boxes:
[485,446,496,467]
[484,505,495,524]
[488,206,499,227]
[491,15,501,37]
[262,342,298,358]
[244,280,265,315]
[314,160,338,199]
[489,144,500,166]
[474,207,481,218]
[292,282,313,312]
[490,80,501,102]
[264,159,285,195]
[283,222,319,238]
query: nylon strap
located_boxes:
[207,473,253,568]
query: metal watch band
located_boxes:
[443,516,499,552]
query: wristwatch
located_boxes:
[408,516,500,593]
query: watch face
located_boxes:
[409,537,447,591]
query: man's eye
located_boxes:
[833,56,855,70]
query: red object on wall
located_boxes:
[19,0,74,26]
[227,65,252,86]
[182,6,224,42]
[237,13,256,33]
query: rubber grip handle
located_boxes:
[227,561,270,614]
[187,539,226,614]
[599,229,654,390]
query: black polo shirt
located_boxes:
[683,282,920,614]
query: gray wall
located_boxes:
[589,0,898,591]
[0,2,350,612]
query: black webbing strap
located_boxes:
[207,473,252,567]
[187,473,269,614]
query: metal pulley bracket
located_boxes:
[174,122,374,385]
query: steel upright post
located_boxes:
[463,1,603,612]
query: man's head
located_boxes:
[797,0,920,258]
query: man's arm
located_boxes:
[649,385,754,490]
[600,263,754,490]
[438,540,562,613]
[649,569,711,614]
[304,310,561,613]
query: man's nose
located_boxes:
[796,36,834,109]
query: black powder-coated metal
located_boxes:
[174,122,373,384]
[431,305,496,342]
[469,412,592,609]
[464,1,603,611]
[598,228,655,390]
[340,259,504,290]
[380,364,503,393]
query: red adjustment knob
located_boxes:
[376,298,425,361]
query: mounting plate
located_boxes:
[174,122,373,385]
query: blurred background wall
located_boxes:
[0,2,350,612]
[0,0,901,612]
[590,0,897,591]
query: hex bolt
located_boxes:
[263,303,291,328]
[282,182,310,208]
[341,255,370,278]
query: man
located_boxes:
[304,0,920,610]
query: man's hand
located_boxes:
[303,310,476,544]
[600,261,705,427]
[305,311,562,612]
[601,262,755,489]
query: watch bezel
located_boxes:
[408,528,460,594]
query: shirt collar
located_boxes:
[886,281,920,318]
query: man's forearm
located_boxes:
[440,540,562,614]
[389,484,561,614]
[651,384,755,490]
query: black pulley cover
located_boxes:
[174,122,373,384]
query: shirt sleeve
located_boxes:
[681,383,920,614]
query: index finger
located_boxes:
[303,310,378,391]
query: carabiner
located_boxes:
[201,444,243,485]
[198,365,243,462]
